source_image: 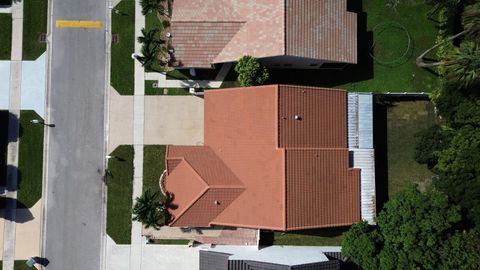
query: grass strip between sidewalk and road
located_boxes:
[111,0,135,95]
[106,145,134,244]
[22,0,47,60]
[17,111,44,209]
[0,14,12,60]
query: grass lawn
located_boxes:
[106,145,134,244]
[17,111,44,208]
[22,0,47,60]
[268,1,438,92]
[111,0,135,95]
[144,81,189,95]
[0,14,12,60]
[143,145,165,195]
[0,111,8,187]
[272,227,347,246]
[386,100,436,198]
[13,261,28,270]
[145,11,163,32]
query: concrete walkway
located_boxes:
[3,0,23,269]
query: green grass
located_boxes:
[22,0,47,60]
[106,145,134,244]
[387,101,436,197]
[268,1,438,92]
[13,261,29,270]
[273,227,347,246]
[144,81,190,95]
[17,111,44,208]
[143,145,165,195]
[111,0,135,95]
[0,14,12,60]
[148,239,190,245]
[145,11,163,32]
[0,111,8,187]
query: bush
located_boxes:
[234,55,269,87]
[414,125,453,168]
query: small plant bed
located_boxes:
[386,100,436,197]
[111,0,135,95]
[22,0,47,60]
[144,81,189,95]
[219,64,240,89]
[272,227,347,246]
[17,111,44,208]
[106,145,134,244]
[147,239,190,245]
[0,14,12,60]
[0,111,9,187]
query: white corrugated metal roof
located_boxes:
[348,93,376,225]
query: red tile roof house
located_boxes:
[163,85,376,231]
[168,0,357,69]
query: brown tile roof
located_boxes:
[170,0,356,67]
[165,85,361,231]
[285,0,357,64]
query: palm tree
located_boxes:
[137,43,164,72]
[137,28,163,47]
[132,189,166,229]
[445,42,480,88]
[416,3,480,68]
[140,0,166,16]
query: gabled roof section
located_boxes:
[171,0,356,67]
[285,0,357,63]
[165,146,245,226]
[278,85,347,148]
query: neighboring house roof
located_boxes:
[164,85,361,231]
[170,0,357,68]
[199,246,345,270]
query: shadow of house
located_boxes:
[373,96,389,213]
[0,197,34,223]
[1,111,23,187]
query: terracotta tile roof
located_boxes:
[170,0,356,67]
[165,85,361,231]
[285,0,357,64]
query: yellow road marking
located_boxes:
[56,20,103,29]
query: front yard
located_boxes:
[17,111,44,208]
[111,0,135,95]
[0,14,12,60]
[106,145,134,244]
[22,0,47,60]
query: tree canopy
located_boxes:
[343,187,463,270]
[234,55,269,87]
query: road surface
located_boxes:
[42,0,107,269]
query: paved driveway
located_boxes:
[108,88,204,152]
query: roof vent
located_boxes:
[166,32,172,38]
[294,115,302,121]
[214,200,220,205]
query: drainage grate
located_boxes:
[112,34,119,44]
[38,33,47,43]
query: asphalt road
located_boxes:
[43,0,107,269]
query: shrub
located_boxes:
[234,55,269,87]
